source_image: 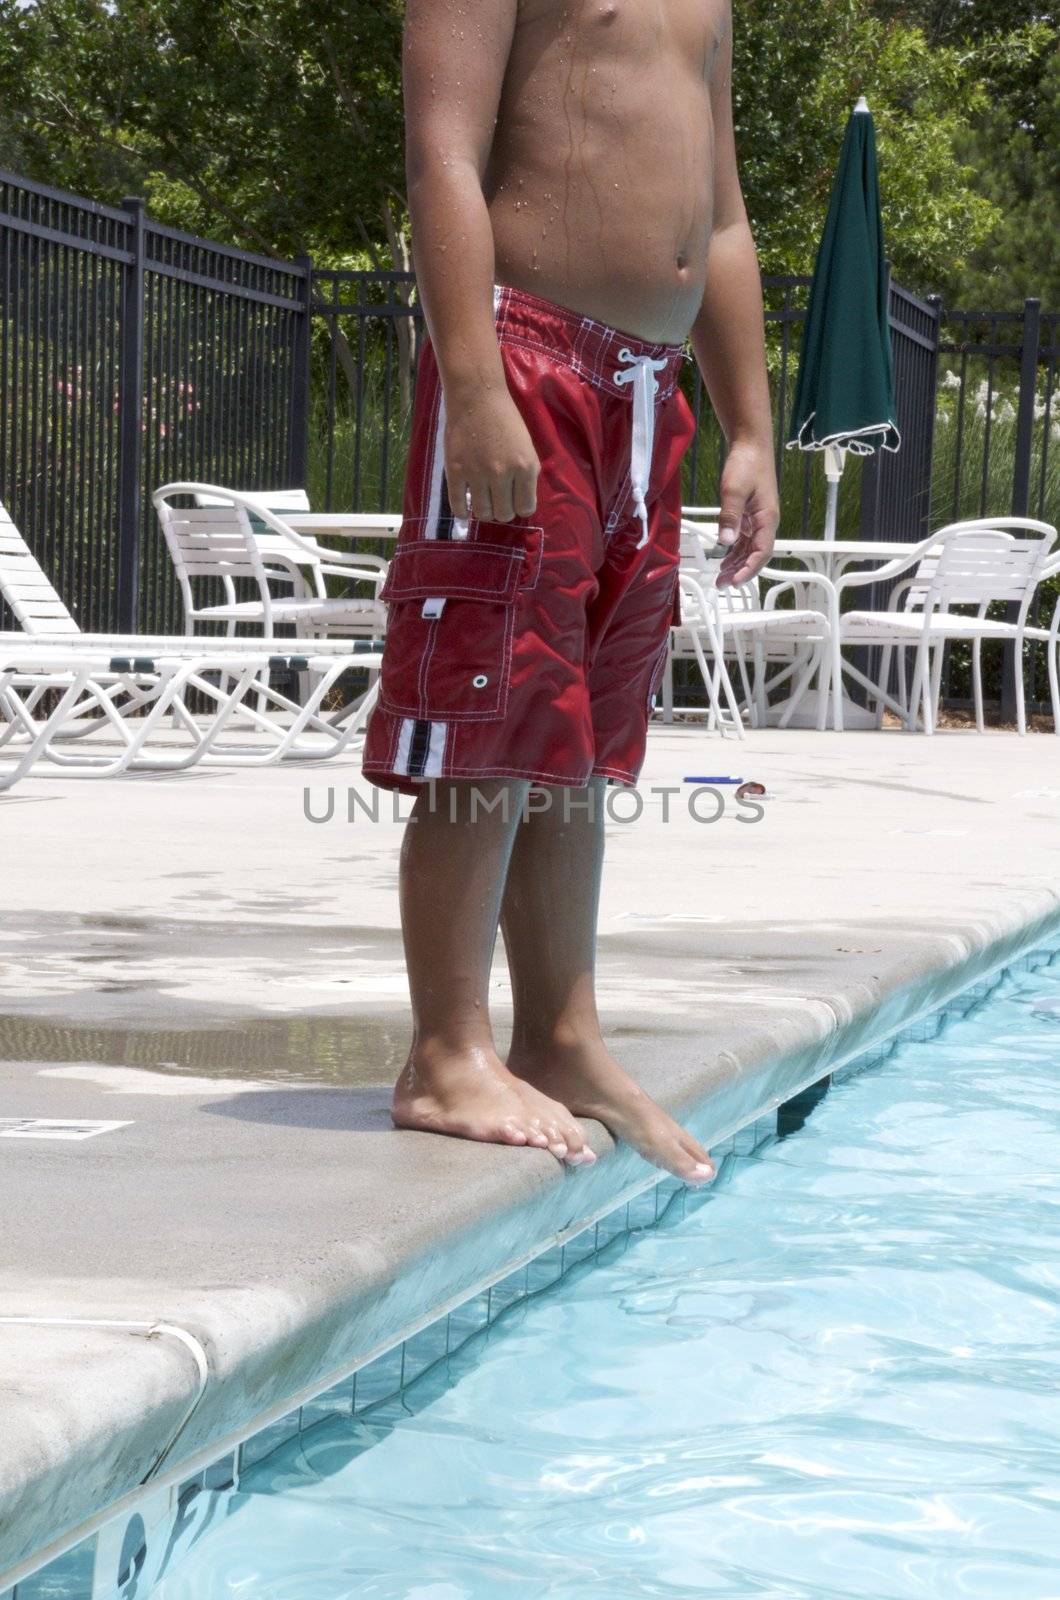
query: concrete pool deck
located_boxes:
[1,726,1059,1585]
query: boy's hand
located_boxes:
[715,439,779,587]
[445,388,540,523]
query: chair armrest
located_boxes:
[759,567,837,611]
[833,534,940,595]
[309,546,390,572]
[883,576,922,613]
[317,563,389,587]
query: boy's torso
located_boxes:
[485,0,728,345]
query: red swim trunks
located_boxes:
[362,284,694,794]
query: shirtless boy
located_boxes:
[362,0,779,1183]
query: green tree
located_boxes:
[0,0,405,264]
[0,0,1047,307]
[734,0,1000,295]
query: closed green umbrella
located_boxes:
[787,97,899,539]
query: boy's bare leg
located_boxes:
[391,779,596,1166]
[502,781,716,1186]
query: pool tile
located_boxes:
[626,1187,659,1230]
[299,1379,354,1432]
[202,1451,238,1491]
[238,1408,301,1472]
[731,1121,759,1156]
[526,1245,564,1292]
[15,1536,96,1599]
[447,1290,491,1348]
[401,1321,449,1385]
[594,1208,627,1247]
[353,1344,405,1411]
[487,1265,528,1319]
[559,1228,596,1267]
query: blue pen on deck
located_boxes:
[683,776,743,785]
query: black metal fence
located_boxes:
[0,170,310,634]
[2,168,1057,708]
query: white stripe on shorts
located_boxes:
[394,717,415,776]
[423,721,448,778]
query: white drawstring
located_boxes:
[613,348,669,548]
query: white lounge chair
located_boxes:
[0,638,382,789]
[834,518,1056,734]
[0,502,383,784]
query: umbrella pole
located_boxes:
[823,445,845,542]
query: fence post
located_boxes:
[1002,297,1041,719]
[117,197,146,631]
[288,253,313,488]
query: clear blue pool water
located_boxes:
[153,959,1060,1600]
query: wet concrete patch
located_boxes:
[0,1011,404,1087]
[0,912,411,1035]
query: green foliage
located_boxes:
[0,0,404,261]
[0,0,1054,301]
[948,43,1060,307]
[734,1,1000,292]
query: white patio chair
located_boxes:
[668,570,746,737]
[190,488,390,609]
[1023,548,1060,735]
[663,522,831,731]
[835,518,1056,734]
[154,483,387,641]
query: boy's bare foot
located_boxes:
[392,1040,597,1167]
[507,1033,715,1187]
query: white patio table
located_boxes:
[763,537,927,730]
[283,512,402,559]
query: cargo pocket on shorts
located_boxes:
[379,520,543,722]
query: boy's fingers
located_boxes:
[489,475,516,524]
[467,478,494,520]
[512,468,538,518]
[446,471,470,520]
[718,542,767,587]
[717,495,746,548]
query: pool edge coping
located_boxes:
[3,895,1060,1597]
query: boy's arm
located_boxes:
[690,11,779,586]
[404,0,538,523]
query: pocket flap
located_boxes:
[381,541,527,605]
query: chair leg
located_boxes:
[930,643,945,730]
[874,644,893,729]
[908,639,931,733]
[972,639,985,733]
[779,640,824,730]
[1049,638,1060,736]
[830,628,844,732]
[695,622,744,740]
[1014,634,1027,736]
[752,638,767,728]
[815,640,830,732]
[661,648,674,725]
[732,637,754,725]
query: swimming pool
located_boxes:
[146,954,1060,1600]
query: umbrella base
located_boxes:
[766,688,877,731]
